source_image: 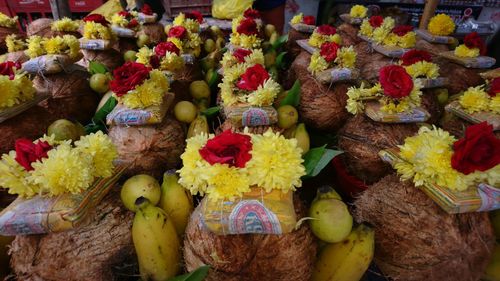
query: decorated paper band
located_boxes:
[339,14,363,25]
[296,39,318,54]
[0,91,50,123]
[439,51,496,69]
[79,38,112,50]
[225,105,278,127]
[111,26,136,38]
[137,13,157,23]
[445,100,500,131]
[415,29,457,45]
[364,101,430,123]
[290,23,316,33]
[22,54,76,74]
[372,43,409,58]
[416,77,448,89]
[181,54,195,65]
[316,67,359,84]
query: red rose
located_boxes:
[168,26,187,39]
[233,48,252,62]
[155,41,180,56]
[489,77,500,97]
[237,17,258,35]
[379,65,414,99]
[141,4,153,15]
[15,139,52,171]
[110,62,150,96]
[185,11,203,23]
[127,18,139,28]
[243,8,260,19]
[118,11,131,18]
[320,42,339,63]
[317,24,336,35]
[303,15,315,25]
[83,14,109,26]
[236,64,270,91]
[369,16,383,28]
[401,49,432,66]
[199,130,252,168]
[464,32,486,55]
[392,25,413,36]
[149,55,160,69]
[0,61,19,80]
[451,122,500,175]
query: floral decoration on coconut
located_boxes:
[229,16,262,49]
[82,14,115,40]
[380,25,416,48]
[111,10,140,30]
[346,65,422,114]
[136,41,184,72]
[308,42,356,75]
[395,122,499,191]
[51,17,80,32]
[6,34,26,53]
[165,12,202,57]
[221,48,265,71]
[427,14,455,36]
[110,62,169,109]
[349,5,368,19]
[26,35,80,59]
[0,12,17,28]
[0,131,117,198]
[219,63,281,107]
[0,61,35,109]
[308,24,342,48]
[290,13,316,25]
[178,130,306,201]
[454,32,486,58]
[399,49,439,79]
[458,78,500,114]
[359,16,395,41]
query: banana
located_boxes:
[187,115,209,139]
[159,171,194,236]
[294,123,310,155]
[312,224,374,281]
[132,198,181,281]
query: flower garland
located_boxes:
[400,49,439,79]
[308,42,357,75]
[395,123,499,191]
[427,14,455,36]
[219,63,281,107]
[110,62,169,109]
[349,5,368,19]
[6,34,26,53]
[111,10,140,30]
[0,12,17,28]
[229,16,262,49]
[82,14,115,40]
[136,41,184,72]
[26,35,80,59]
[458,83,500,114]
[178,130,306,201]
[346,65,422,114]
[172,12,201,33]
[454,32,486,58]
[359,16,395,41]
[221,48,265,71]
[290,13,316,25]
[51,17,80,32]
[165,12,202,57]
[308,24,342,48]
[382,25,416,48]
[0,61,35,109]
[0,131,117,198]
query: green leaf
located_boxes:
[201,106,220,117]
[89,61,108,75]
[272,34,288,50]
[302,146,343,179]
[84,96,117,134]
[208,71,220,88]
[280,80,301,107]
[167,266,210,281]
[276,51,287,69]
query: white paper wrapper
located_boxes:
[416,77,448,89]
[315,67,359,84]
[340,14,364,25]
[439,51,496,69]
[364,101,430,123]
[296,39,318,54]
[372,44,409,58]
[290,23,315,33]
[445,100,500,131]
[0,91,50,123]
[138,13,157,23]
[415,29,457,45]
[111,26,136,38]
[22,54,76,74]
[79,38,112,50]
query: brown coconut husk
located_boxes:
[353,42,393,83]
[108,116,185,178]
[33,68,99,123]
[137,23,166,45]
[26,18,53,37]
[286,28,310,59]
[118,37,138,54]
[5,50,29,64]
[421,89,442,125]
[338,114,418,184]
[434,57,483,95]
[170,63,204,103]
[354,174,495,281]
[337,23,362,47]
[184,198,316,281]
[415,38,449,55]
[81,48,124,71]
[218,120,284,135]
[0,26,19,53]
[10,189,137,281]
[440,111,470,138]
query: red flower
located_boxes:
[83,14,109,26]
[401,49,432,66]
[489,77,500,97]
[127,18,139,28]
[317,24,336,35]
[236,64,270,91]
[141,4,153,15]
[303,15,315,25]
[320,42,339,63]
[15,139,52,171]
[0,61,19,80]
[464,32,486,56]
[243,8,260,19]
[118,11,131,18]
[392,25,414,36]
[369,16,383,28]
[451,122,500,175]
[110,62,150,97]
[155,41,180,56]
[233,48,252,62]
[199,130,252,168]
[379,65,414,99]
[185,11,203,23]
[168,26,187,39]
[237,17,258,35]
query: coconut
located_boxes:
[118,37,138,54]
[337,23,362,47]
[434,57,483,95]
[9,189,137,281]
[81,48,124,71]
[26,18,53,37]
[415,38,449,55]
[137,23,166,45]
[5,50,29,64]
[183,198,316,281]
[338,114,418,184]
[421,89,442,125]
[108,116,185,178]
[170,63,204,103]
[286,28,310,59]
[353,42,392,83]
[354,174,495,281]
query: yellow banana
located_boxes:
[159,171,194,236]
[187,115,209,139]
[294,123,310,155]
[132,198,181,281]
[312,224,374,281]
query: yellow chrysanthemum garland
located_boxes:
[0,68,35,109]
[0,131,117,198]
[0,12,17,28]
[136,46,184,72]
[454,44,480,58]
[395,126,498,191]
[221,48,265,71]
[219,63,281,107]
[308,28,342,48]
[229,16,262,49]
[308,46,357,75]
[349,5,368,19]
[172,12,200,33]
[83,21,115,40]
[359,17,395,40]
[111,11,140,29]
[177,130,306,201]
[113,69,169,109]
[165,21,202,57]
[26,35,80,59]
[51,17,80,32]
[6,34,26,52]
[402,61,440,79]
[346,80,423,115]
[459,85,500,114]
[290,13,304,24]
[382,31,416,48]
[427,14,455,36]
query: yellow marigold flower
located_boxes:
[119,69,169,109]
[26,36,44,58]
[6,34,26,52]
[350,5,367,18]
[247,78,281,106]
[398,32,416,48]
[83,21,114,40]
[51,17,79,32]
[0,151,36,198]
[0,76,25,108]
[136,46,153,65]
[490,95,500,114]
[167,37,183,52]
[454,44,479,58]
[373,17,395,43]
[359,19,374,37]
[380,79,422,114]
[184,19,200,33]
[42,35,80,59]
[186,32,202,49]
[308,32,342,48]
[173,12,185,26]
[14,75,36,102]
[43,36,65,55]
[231,16,243,33]
[230,33,262,49]
[0,12,17,28]
[335,46,357,69]
[111,14,128,27]
[160,52,184,71]
[308,52,329,75]
[205,164,251,201]
[178,133,210,196]
[345,83,379,115]
[75,131,117,178]
[427,14,455,36]
[404,61,439,79]
[290,13,303,24]
[459,85,490,113]
[221,51,238,69]
[245,49,265,65]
